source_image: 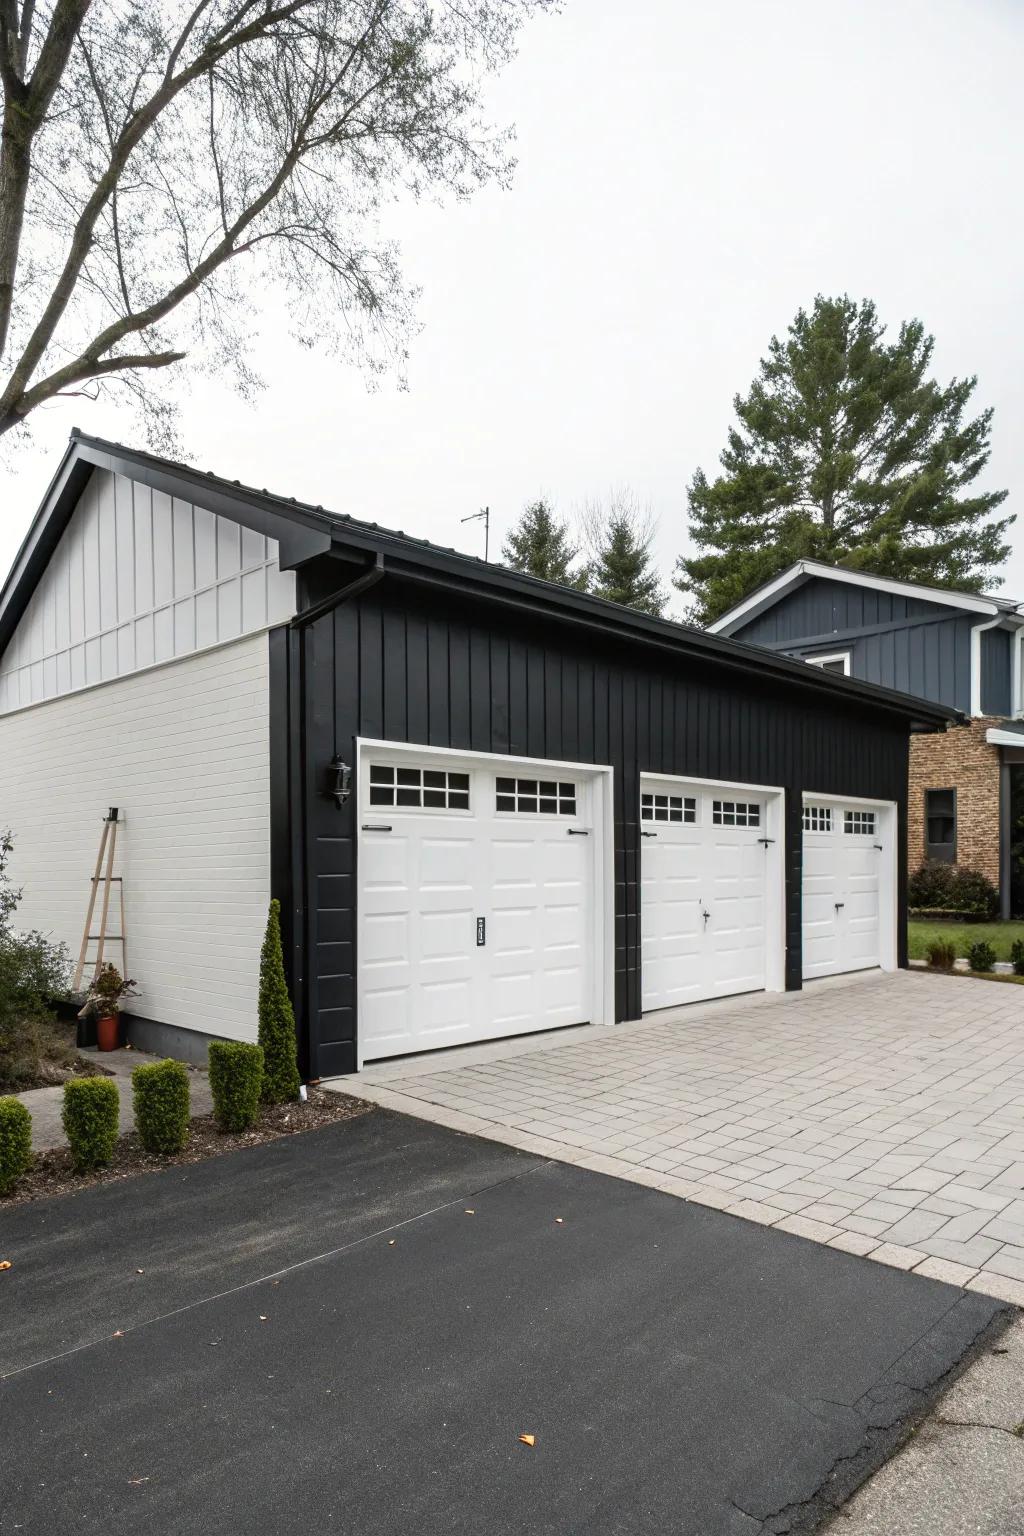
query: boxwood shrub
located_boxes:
[62,1076,120,1171]
[208,1040,264,1132]
[925,940,957,971]
[908,860,998,919]
[132,1058,190,1155]
[1012,940,1024,977]
[0,1095,32,1194]
[967,940,997,974]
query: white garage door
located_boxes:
[358,751,599,1061]
[640,777,770,1011]
[802,800,886,979]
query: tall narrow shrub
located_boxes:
[0,1096,32,1194]
[258,900,300,1103]
[62,1077,120,1170]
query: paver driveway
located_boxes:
[343,970,1024,1305]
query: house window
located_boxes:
[712,800,760,827]
[806,651,851,676]
[844,809,876,836]
[641,792,696,824]
[369,764,470,810]
[802,804,833,832]
[495,777,577,815]
[925,788,956,863]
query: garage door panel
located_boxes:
[801,801,886,980]
[360,911,409,964]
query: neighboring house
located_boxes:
[0,435,952,1076]
[709,559,1024,917]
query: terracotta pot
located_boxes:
[95,1013,120,1052]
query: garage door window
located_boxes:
[802,804,833,832]
[712,800,760,827]
[641,792,696,824]
[369,764,470,810]
[495,777,577,815]
[844,809,876,835]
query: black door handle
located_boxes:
[834,901,845,911]
[567,828,590,836]
[641,831,657,838]
[362,824,393,832]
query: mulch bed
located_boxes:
[1,1052,110,1094]
[2,1088,373,1208]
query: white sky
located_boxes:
[1,0,1022,615]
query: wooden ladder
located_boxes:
[73,808,127,992]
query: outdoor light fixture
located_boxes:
[329,756,352,809]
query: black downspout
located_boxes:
[1000,754,1011,921]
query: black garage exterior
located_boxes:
[265,509,956,1079]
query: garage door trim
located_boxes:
[355,738,615,1067]
[800,791,898,978]
[639,771,787,1001]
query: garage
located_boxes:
[801,796,897,980]
[639,775,785,1011]
[357,745,613,1063]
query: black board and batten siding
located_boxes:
[273,581,911,1080]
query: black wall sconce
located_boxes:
[328,756,352,809]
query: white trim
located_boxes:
[708,558,1006,633]
[354,738,616,1070]
[985,727,1024,748]
[1013,629,1024,719]
[800,791,898,975]
[970,614,1004,717]
[639,770,786,995]
[805,650,851,675]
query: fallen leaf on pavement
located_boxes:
[555,1218,564,1224]
[465,1208,475,1215]
[0,1260,12,1270]
[519,1434,536,1447]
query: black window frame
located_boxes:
[924,786,957,863]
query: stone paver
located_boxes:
[336,970,1024,1300]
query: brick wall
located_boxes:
[908,718,1001,886]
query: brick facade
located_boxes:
[908,718,1001,887]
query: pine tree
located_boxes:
[501,499,585,586]
[584,493,667,616]
[675,295,1012,626]
[258,899,300,1103]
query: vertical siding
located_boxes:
[0,633,273,1041]
[981,628,1013,716]
[0,468,297,713]
[289,583,911,1078]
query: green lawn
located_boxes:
[908,918,1024,962]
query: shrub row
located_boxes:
[908,860,999,919]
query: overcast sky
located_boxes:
[1,0,1022,614]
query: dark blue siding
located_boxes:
[982,628,1013,716]
[736,577,957,645]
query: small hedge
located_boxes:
[0,1096,32,1194]
[132,1058,190,1155]
[62,1076,120,1171]
[925,940,957,971]
[908,860,998,920]
[208,1040,264,1132]
[967,940,997,974]
[258,900,300,1104]
[1012,940,1024,977]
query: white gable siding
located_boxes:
[0,632,271,1043]
[0,468,296,714]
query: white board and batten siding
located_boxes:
[0,467,295,714]
[0,467,297,1044]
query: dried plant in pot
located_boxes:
[79,964,138,1052]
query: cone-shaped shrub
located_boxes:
[208,1040,264,1132]
[258,900,300,1103]
[62,1077,120,1171]
[133,1058,190,1155]
[0,1096,32,1194]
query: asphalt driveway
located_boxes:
[0,1110,1009,1535]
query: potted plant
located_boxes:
[79,964,138,1052]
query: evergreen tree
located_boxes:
[675,296,1012,626]
[584,493,667,616]
[258,899,300,1103]
[501,499,585,586]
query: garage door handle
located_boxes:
[567,828,590,836]
[641,831,657,838]
[834,902,845,911]
[362,823,393,832]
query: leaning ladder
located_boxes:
[73,808,127,992]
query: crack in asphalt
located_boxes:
[0,1157,552,1385]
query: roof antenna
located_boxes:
[461,506,490,562]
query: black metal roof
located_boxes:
[0,430,959,732]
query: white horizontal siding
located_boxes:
[0,468,296,714]
[0,632,272,1043]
